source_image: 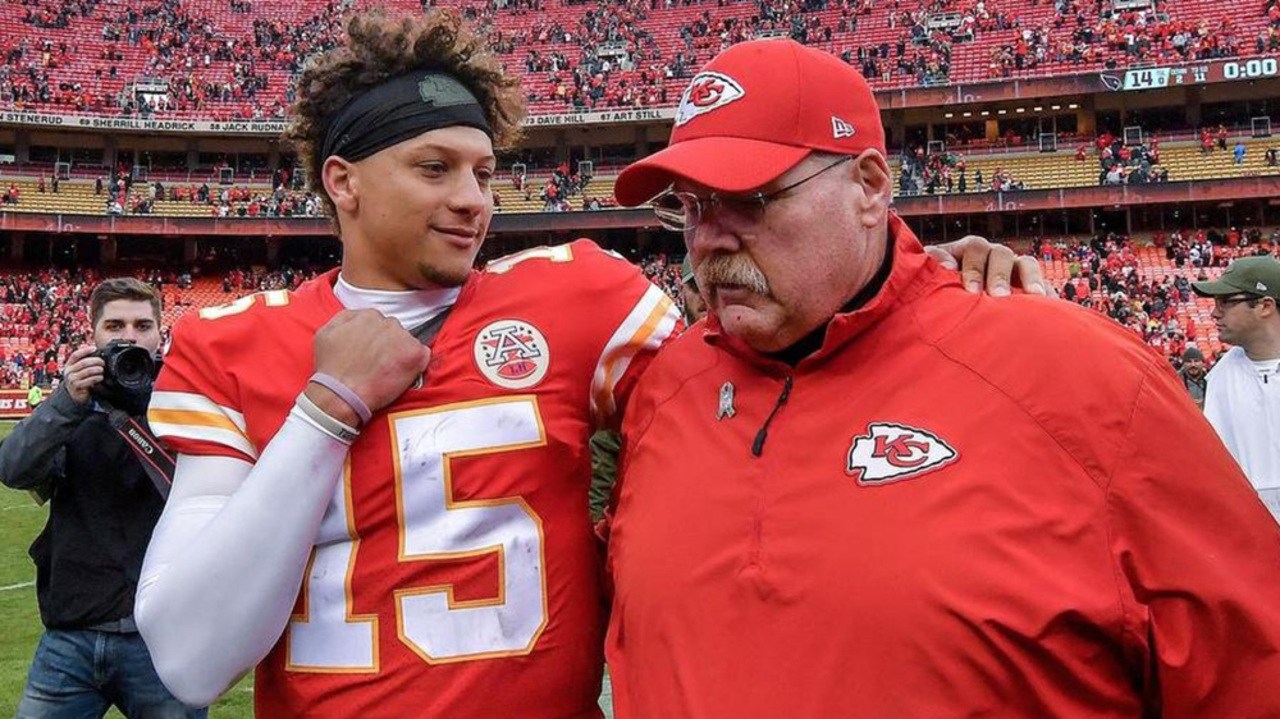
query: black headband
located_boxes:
[320,70,492,163]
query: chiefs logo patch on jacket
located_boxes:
[846,422,958,485]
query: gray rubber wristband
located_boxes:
[294,392,360,444]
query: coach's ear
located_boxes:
[852,149,892,230]
[321,156,359,215]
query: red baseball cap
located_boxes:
[614,39,886,207]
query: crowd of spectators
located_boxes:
[221,265,319,293]
[4,229,1280,388]
[100,169,323,218]
[1092,130,1168,185]
[495,162,608,211]
[638,251,686,314]
[0,267,94,388]
[1038,229,1279,368]
[900,145,963,195]
[1059,1,1243,67]
[975,0,1249,81]
[4,0,346,120]
[3,0,1276,119]
[536,162,596,211]
[899,144,1025,194]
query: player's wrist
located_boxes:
[308,372,373,425]
[302,383,363,430]
[295,389,361,444]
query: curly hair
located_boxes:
[284,10,526,221]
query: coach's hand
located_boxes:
[306,309,431,426]
[926,235,1053,297]
[62,344,105,405]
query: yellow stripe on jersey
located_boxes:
[148,409,243,433]
[591,284,681,422]
[149,391,249,428]
[148,391,259,460]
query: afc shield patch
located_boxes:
[473,320,551,390]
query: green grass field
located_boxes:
[0,419,613,717]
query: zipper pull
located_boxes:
[751,375,793,457]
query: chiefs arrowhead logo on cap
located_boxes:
[846,422,958,485]
[674,71,745,127]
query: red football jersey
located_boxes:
[149,241,679,718]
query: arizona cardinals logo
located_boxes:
[473,320,551,389]
[846,422,958,485]
[674,72,745,126]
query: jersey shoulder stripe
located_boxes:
[151,273,338,461]
[149,390,258,460]
[591,282,680,421]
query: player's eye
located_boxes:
[418,162,447,177]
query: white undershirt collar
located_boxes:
[333,274,460,330]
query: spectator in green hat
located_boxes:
[1193,254,1280,522]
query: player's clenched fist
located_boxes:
[305,309,431,426]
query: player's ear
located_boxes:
[322,156,359,215]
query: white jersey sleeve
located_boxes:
[136,410,349,706]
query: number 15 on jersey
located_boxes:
[288,396,550,671]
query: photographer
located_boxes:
[0,278,205,718]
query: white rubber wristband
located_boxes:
[293,392,360,444]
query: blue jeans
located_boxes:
[16,629,208,719]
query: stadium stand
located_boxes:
[3,130,1280,218]
[1039,233,1279,362]
[2,0,1278,118]
[1,235,1277,389]
[0,175,324,217]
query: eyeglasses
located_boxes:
[1213,294,1264,310]
[650,155,854,233]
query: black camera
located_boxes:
[91,339,159,411]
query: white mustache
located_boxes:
[697,254,769,295]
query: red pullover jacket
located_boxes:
[606,216,1280,718]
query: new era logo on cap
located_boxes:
[674,71,745,127]
[1259,281,1270,292]
[831,116,856,139]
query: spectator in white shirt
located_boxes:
[1194,255,1280,523]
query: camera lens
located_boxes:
[113,345,154,391]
